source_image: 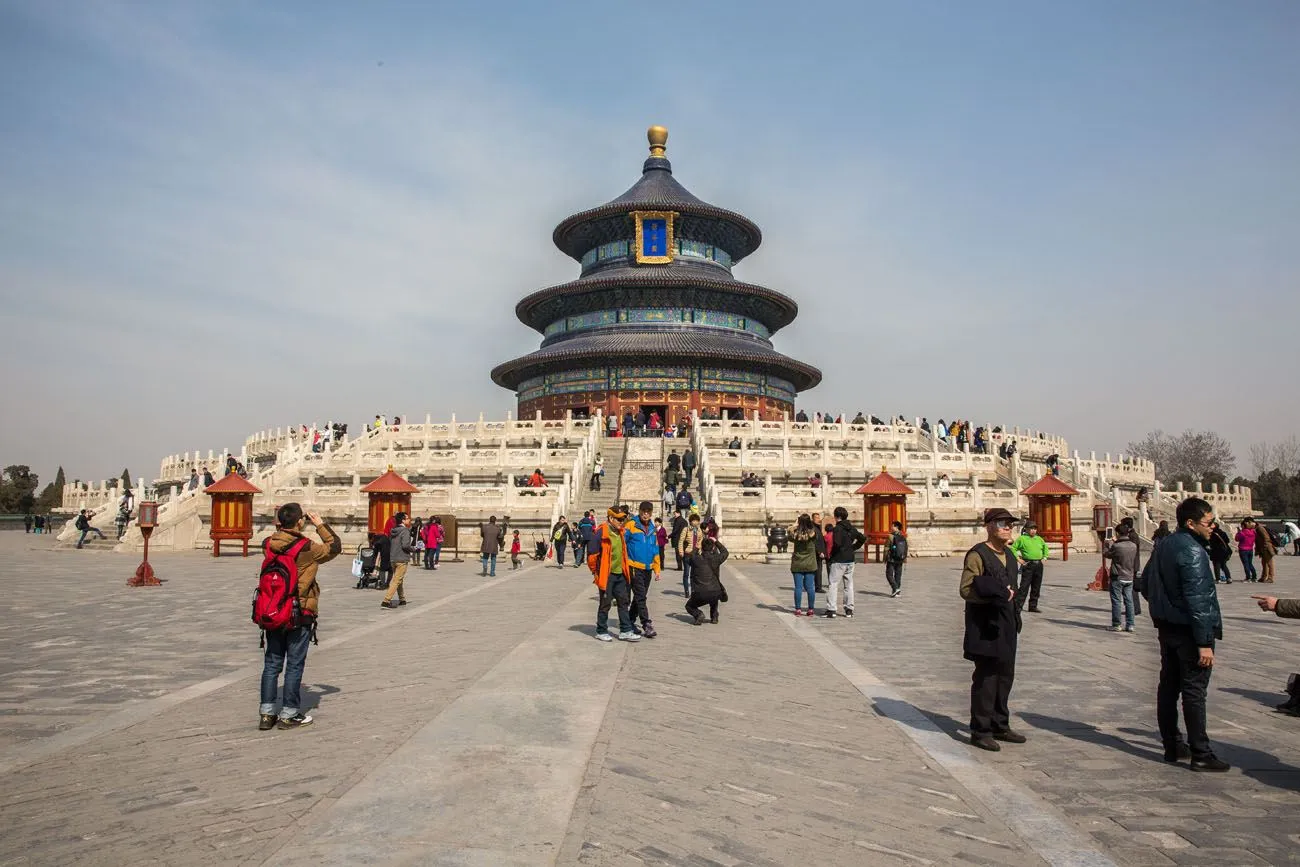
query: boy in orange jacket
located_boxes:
[587,506,640,643]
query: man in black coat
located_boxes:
[959,507,1026,752]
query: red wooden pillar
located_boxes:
[855,469,915,563]
[205,474,262,556]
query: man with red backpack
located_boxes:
[257,503,341,731]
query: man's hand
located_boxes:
[653,573,661,582]
[1198,647,1214,668]
[1252,594,1278,612]
[305,512,321,527]
[1007,586,1016,601]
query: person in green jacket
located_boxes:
[1011,522,1049,613]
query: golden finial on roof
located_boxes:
[647,125,668,158]
[882,465,888,474]
[387,464,394,472]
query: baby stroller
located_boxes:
[533,538,549,561]
[354,543,381,589]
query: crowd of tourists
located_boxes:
[252,478,1298,778]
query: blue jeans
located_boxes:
[1239,551,1256,581]
[682,557,693,596]
[480,552,497,576]
[76,527,106,547]
[1109,580,1135,628]
[792,572,816,609]
[260,626,312,717]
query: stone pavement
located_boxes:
[0,530,1297,865]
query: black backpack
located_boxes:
[888,534,908,563]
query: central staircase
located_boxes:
[570,439,626,518]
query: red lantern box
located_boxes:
[855,469,915,563]
[205,473,262,557]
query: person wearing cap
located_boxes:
[587,506,640,643]
[625,501,662,639]
[1010,521,1049,613]
[959,507,1027,752]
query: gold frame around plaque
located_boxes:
[633,210,677,265]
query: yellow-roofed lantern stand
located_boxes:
[1021,474,1081,562]
[205,473,262,557]
[361,467,420,538]
[855,468,915,563]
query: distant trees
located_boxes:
[1237,436,1300,517]
[35,466,66,513]
[0,466,39,514]
[1127,429,1235,488]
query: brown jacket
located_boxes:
[267,523,342,617]
[1257,528,1277,559]
[1275,598,1300,619]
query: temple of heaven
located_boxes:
[491,125,821,423]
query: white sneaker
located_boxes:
[595,632,614,642]
[890,589,901,598]
[617,631,642,642]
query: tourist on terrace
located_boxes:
[551,517,572,567]
[936,419,949,443]
[1144,497,1229,771]
[74,510,107,548]
[811,511,827,593]
[607,413,618,437]
[677,512,704,596]
[589,506,639,643]
[479,516,502,577]
[852,412,867,425]
[823,507,866,618]
[1236,519,1259,582]
[937,473,951,498]
[684,536,729,625]
[789,515,818,615]
[188,470,200,492]
[422,517,443,570]
[808,473,822,489]
[1011,522,1048,613]
[669,510,687,571]
[1108,525,1139,632]
[885,521,907,598]
[201,467,215,488]
[380,513,413,609]
[960,507,1026,752]
[1208,521,1233,583]
[1045,453,1060,476]
[1257,521,1277,583]
[648,411,662,435]
[622,410,634,438]
[920,417,931,435]
[528,468,547,488]
[257,503,341,731]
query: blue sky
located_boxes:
[2,1,1298,489]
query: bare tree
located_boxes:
[1128,429,1235,485]
[1249,435,1300,479]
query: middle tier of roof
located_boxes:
[515,263,799,335]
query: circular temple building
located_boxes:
[491,126,821,423]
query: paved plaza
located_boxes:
[0,532,1298,866]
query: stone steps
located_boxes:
[617,438,665,511]
[571,441,625,517]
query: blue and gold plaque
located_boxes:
[633,210,677,265]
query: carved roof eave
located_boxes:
[490,333,822,392]
[553,204,762,263]
[515,272,799,333]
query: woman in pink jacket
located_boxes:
[422,517,444,570]
[1235,519,1258,582]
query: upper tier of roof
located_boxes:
[551,127,762,263]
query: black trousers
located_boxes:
[885,561,903,592]
[1156,624,1212,759]
[628,567,654,627]
[969,655,1016,735]
[815,558,827,592]
[1016,560,1043,609]
[686,590,722,622]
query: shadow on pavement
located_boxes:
[1114,725,1300,793]
[1044,618,1109,630]
[1219,686,1288,708]
[908,707,971,744]
[302,683,341,711]
[1022,713,1164,763]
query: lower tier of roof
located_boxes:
[491,330,821,392]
